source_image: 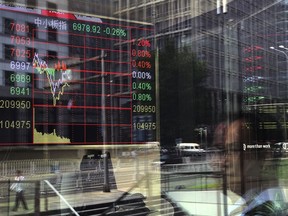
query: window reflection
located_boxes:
[1,0,288,215]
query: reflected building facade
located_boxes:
[1,1,288,215]
[114,0,288,145]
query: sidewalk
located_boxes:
[3,189,140,216]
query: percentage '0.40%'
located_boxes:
[132,82,152,90]
[132,60,151,69]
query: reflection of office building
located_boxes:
[0,1,71,143]
[273,1,288,99]
[115,0,285,143]
[68,0,113,17]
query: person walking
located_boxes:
[12,170,28,211]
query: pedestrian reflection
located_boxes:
[212,114,288,215]
[11,170,29,212]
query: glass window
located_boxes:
[26,0,37,8]
[3,18,15,35]
[4,70,15,86]
[4,44,14,60]
[46,50,57,61]
[1,1,288,216]
[26,47,34,62]
[3,0,16,6]
[26,22,37,39]
[47,2,57,10]
[47,26,57,42]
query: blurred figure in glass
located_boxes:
[213,113,287,215]
[12,170,28,211]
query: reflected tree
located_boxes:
[159,40,210,146]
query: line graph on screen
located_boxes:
[33,53,72,106]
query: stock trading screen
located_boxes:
[0,4,156,145]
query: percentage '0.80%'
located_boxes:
[131,49,151,58]
[132,93,152,101]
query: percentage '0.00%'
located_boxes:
[132,71,152,80]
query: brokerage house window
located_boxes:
[4,44,15,60]
[26,0,37,8]
[3,18,15,35]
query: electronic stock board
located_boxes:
[0,4,156,145]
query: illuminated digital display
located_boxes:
[0,4,156,145]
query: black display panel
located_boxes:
[0,4,156,145]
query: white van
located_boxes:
[176,143,204,155]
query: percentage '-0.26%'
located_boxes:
[132,71,152,80]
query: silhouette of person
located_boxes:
[213,113,285,215]
[12,170,28,211]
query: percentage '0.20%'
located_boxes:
[137,39,151,47]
